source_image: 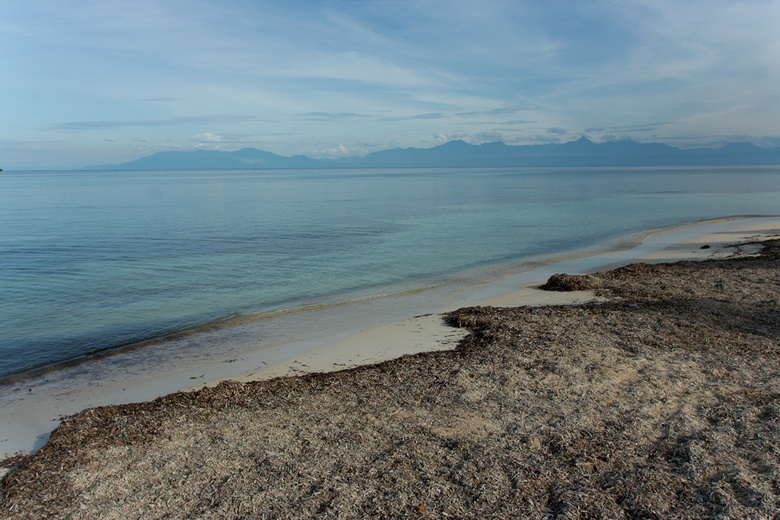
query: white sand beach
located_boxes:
[0,217,778,463]
[215,217,780,384]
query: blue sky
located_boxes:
[2,0,779,169]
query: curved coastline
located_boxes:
[0,214,764,387]
[1,214,776,385]
[1,215,779,460]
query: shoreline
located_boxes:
[0,214,767,387]
[204,216,780,386]
[1,216,779,461]
[2,221,779,517]
[0,215,756,387]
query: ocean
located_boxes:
[2,165,779,381]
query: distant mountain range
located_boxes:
[92,138,780,170]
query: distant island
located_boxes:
[91,138,780,170]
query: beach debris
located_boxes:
[2,239,779,518]
[540,273,601,291]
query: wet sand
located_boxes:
[1,219,779,517]
[0,218,777,464]
[203,218,780,384]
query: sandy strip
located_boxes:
[221,291,603,384]
[215,217,780,384]
[639,219,777,261]
[3,227,779,517]
[1,217,778,462]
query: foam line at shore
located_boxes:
[1,216,778,460]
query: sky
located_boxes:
[2,0,780,169]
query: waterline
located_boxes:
[3,166,780,380]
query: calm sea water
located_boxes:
[1,166,779,379]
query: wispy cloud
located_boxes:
[296,112,372,122]
[501,120,534,126]
[191,132,226,143]
[610,122,677,133]
[53,115,260,132]
[137,97,179,103]
[3,0,779,167]
[484,106,539,115]
[308,143,353,158]
[457,106,539,118]
[378,113,446,122]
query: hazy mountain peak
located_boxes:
[93,139,780,170]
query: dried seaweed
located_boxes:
[540,273,602,292]
[2,240,779,519]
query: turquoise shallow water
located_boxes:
[1,166,779,379]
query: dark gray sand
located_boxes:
[2,240,779,519]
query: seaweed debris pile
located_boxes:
[1,241,779,518]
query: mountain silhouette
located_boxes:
[94,138,780,170]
